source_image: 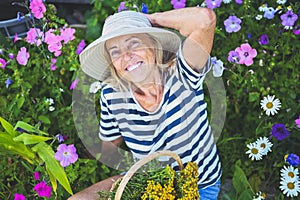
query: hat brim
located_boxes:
[79,27,181,81]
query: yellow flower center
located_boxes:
[266,102,273,109]
[251,148,259,154]
[288,172,295,178]
[0,63,2,67]
[287,182,295,189]
[260,143,266,148]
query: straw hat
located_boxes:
[79,10,181,81]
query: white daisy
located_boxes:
[260,95,281,116]
[280,165,299,181]
[45,98,54,105]
[276,0,286,5]
[246,142,263,161]
[255,137,273,155]
[253,191,266,200]
[279,177,300,197]
[256,14,263,20]
[89,81,102,94]
[49,106,55,112]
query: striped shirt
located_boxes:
[99,46,222,189]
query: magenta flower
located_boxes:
[34,171,40,180]
[29,0,46,19]
[171,0,186,9]
[14,193,26,200]
[295,116,300,129]
[281,10,298,27]
[293,29,300,35]
[259,34,269,45]
[224,15,242,33]
[0,58,7,69]
[16,47,30,66]
[14,33,21,43]
[286,154,300,166]
[60,27,76,44]
[45,31,62,56]
[69,78,79,90]
[50,58,57,71]
[228,50,240,63]
[26,28,44,46]
[272,123,290,141]
[205,0,222,9]
[76,39,86,55]
[9,53,14,60]
[118,2,126,12]
[54,144,78,167]
[235,43,257,66]
[33,182,52,198]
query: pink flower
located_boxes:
[14,33,22,43]
[60,27,76,44]
[171,0,186,9]
[295,116,300,129]
[26,28,44,46]
[69,78,79,90]
[235,43,257,66]
[33,182,52,198]
[14,193,26,200]
[29,0,46,19]
[54,144,78,167]
[16,47,30,66]
[34,171,40,180]
[50,58,57,71]
[0,58,7,69]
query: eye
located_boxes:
[129,39,141,49]
[110,50,121,59]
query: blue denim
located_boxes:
[199,179,221,200]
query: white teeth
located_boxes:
[127,62,141,71]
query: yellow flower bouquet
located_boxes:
[98,151,200,200]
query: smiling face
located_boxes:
[105,34,157,84]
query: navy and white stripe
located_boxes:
[99,45,221,189]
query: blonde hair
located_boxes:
[103,34,177,92]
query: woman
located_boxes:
[80,7,221,199]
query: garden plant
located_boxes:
[0,0,299,199]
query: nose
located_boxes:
[122,50,134,62]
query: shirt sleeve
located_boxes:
[99,87,122,141]
[176,41,212,90]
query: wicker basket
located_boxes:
[113,150,183,200]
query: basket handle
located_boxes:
[114,150,183,200]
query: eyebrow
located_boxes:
[107,36,139,52]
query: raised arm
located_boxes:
[146,7,216,72]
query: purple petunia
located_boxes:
[33,182,52,198]
[295,116,300,129]
[54,144,78,167]
[9,53,14,60]
[118,2,126,12]
[69,78,79,90]
[171,0,186,9]
[280,10,298,27]
[235,0,243,4]
[286,154,300,166]
[272,123,290,141]
[259,34,269,45]
[228,50,240,63]
[205,0,222,9]
[224,15,242,33]
[76,39,86,55]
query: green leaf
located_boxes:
[46,166,58,193]
[14,121,48,136]
[32,142,73,195]
[17,96,25,109]
[0,133,35,163]
[248,92,260,102]
[13,133,52,145]
[232,161,254,196]
[38,115,51,124]
[0,116,16,137]
[238,189,254,200]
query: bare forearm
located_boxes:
[146,7,216,71]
